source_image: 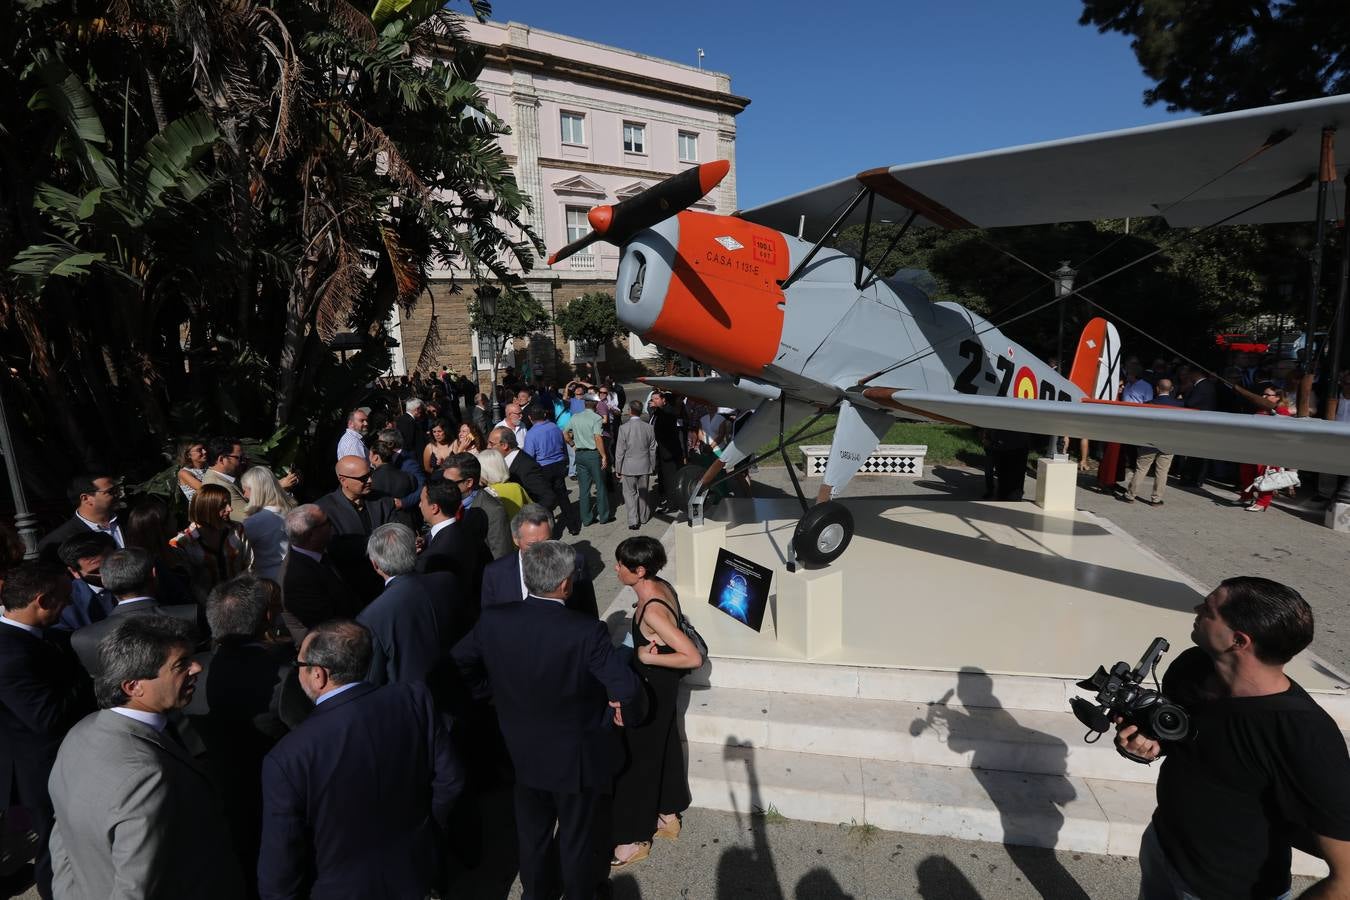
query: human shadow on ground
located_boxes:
[712,738,857,900]
[915,855,982,899]
[909,667,1090,900]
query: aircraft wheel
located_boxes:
[672,465,707,513]
[792,501,854,567]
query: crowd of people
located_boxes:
[0,364,727,900]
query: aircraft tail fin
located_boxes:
[1068,317,1122,401]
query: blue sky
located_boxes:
[483,0,1184,208]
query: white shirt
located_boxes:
[111,707,167,732]
[76,512,124,548]
[503,449,520,469]
[116,596,155,609]
[337,428,366,461]
[0,615,41,637]
[496,420,528,449]
[213,470,237,484]
[1337,394,1350,423]
[315,682,362,706]
[517,556,528,601]
[428,518,455,541]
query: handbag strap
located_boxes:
[636,595,682,631]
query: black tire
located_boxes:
[792,501,854,567]
[672,465,707,513]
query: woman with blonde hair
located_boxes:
[476,449,530,520]
[177,439,208,502]
[240,466,295,580]
[171,483,254,600]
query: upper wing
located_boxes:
[740,93,1350,241]
[854,389,1350,476]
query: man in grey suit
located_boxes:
[48,615,243,899]
[614,401,658,530]
[70,548,198,678]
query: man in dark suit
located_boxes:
[415,473,490,599]
[359,524,474,685]
[452,541,642,900]
[1181,370,1219,486]
[0,564,95,899]
[488,426,556,509]
[258,620,463,899]
[53,531,117,632]
[70,547,198,678]
[49,615,244,898]
[395,397,428,463]
[445,452,512,559]
[192,574,299,896]
[481,504,597,618]
[316,455,398,604]
[37,472,124,566]
[280,504,361,642]
[368,432,423,528]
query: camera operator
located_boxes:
[1117,577,1350,899]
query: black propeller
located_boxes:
[548,159,730,265]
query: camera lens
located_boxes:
[1150,704,1190,742]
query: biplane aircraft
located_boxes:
[548,93,1350,567]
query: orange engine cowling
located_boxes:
[629,211,789,378]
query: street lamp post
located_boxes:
[476,285,503,421]
[1051,261,1077,458]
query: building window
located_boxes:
[565,206,591,244]
[623,121,646,154]
[678,131,699,163]
[560,112,585,146]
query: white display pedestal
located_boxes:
[1035,457,1078,514]
[1328,501,1350,534]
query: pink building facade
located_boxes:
[394,20,750,382]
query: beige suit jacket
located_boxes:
[201,468,249,522]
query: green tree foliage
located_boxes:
[1079,0,1350,113]
[1,0,539,493]
[553,292,624,347]
[468,287,550,343]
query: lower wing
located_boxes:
[855,389,1350,476]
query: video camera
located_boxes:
[1069,637,1190,743]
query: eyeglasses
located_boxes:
[91,486,123,496]
[339,472,373,483]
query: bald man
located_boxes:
[316,456,398,604]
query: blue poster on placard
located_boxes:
[707,548,772,632]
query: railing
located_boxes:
[570,252,596,272]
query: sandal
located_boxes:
[655,814,681,842]
[610,841,651,870]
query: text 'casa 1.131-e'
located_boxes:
[548,93,1350,568]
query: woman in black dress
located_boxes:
[610,536,704,869]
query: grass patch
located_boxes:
[754,417,985,468]
[752,804,788,824]
[841,818,881,844]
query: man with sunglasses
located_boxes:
[37,473,126,563]
[202,436,250,523]
[316,456,398,605]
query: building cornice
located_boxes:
[539,156,678,180]
[467,42,751,117]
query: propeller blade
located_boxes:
[547,160,730,265]
[546,231,603,266]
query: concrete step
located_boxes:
[682,684,1162,784]
[692,655,1350,729]
[685,740,1330,878]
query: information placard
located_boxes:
[707,548,773,632]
